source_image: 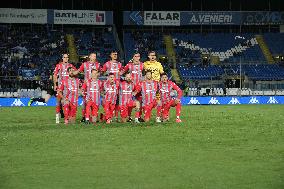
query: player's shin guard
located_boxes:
[156,105,162,118]
[63,105,70,123]
[176,103,181,118]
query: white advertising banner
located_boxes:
[0,8,47,24]
[144,11,180,26]
[53,10,106,25]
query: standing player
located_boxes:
[53,54,76,123]
[81,69,102,124]
[57,67,80,124]
[101,50,123,121]
[159,73,182,122]
[143,51,164,82]
[143,51,164,121]
[122,52,144,122]
[102,73,119,124]
[119,72,140,123]
[134,70,161,123]
[73,52,101,123]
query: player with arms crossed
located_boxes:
[73,52,101,123]
[81,68,102,124]
[159,73,182,122]
[57,67,80,125]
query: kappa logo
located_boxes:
[228,97,240,104]
[249,97,259,104]
[267,97,278,104]
[34,101,47,106]
[11,99,25,106]
[188,97,200,105]
[208,97,220,104]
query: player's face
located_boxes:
[133,53,140,63]
[161,75,168,82]
[148,53,156,61]
[125,74,132,82]
[109,75,115,82]
[146,72,152,80]
[68,68,74,77]
[62,54,69,63]
[91,70,98,78]
[110,52,118,61]
[89,53,96,61]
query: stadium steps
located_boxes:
[163,35,177,68]
[255,35,275,64]
[171,69,181,84]
[66,34,79,63]
[210,55,220,64]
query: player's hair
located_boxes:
[148,51,156,55]
[67,67,73,72]
[110,50,118,55]
[160,73,168,77]
[62,53,69,59]
[108,73,114,76]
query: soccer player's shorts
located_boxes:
[143,100,157,120]
[86,101,99,118]
[120,101,136,118]
[64,103,77,117]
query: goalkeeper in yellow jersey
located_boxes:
[143,51,164,81]
[143,51,164,122]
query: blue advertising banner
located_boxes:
[124,11,284,25]
[180,11,241,25]
[0,96,283,107]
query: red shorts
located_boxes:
[64,103,77,117]
[143,100,157,120]
[86,101,99,118]
[120,101,136,118]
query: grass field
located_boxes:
[0,105,283,189]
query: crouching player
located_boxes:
[159,73,182,123]
[134,70,161,122]
[81,69,102,124]
[58,67,80,124]
[119,72,140,123]
[102,73,119,124]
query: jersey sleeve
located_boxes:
[171,81,183,99]
[123,63,130,73]
[78,63,84,72]
[53,64,60,76]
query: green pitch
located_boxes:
[0,105,283,189]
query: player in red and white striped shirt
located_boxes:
[53,54,76,123]
[58,67,80,125]
[134,70,161,122]
[102,73,119,124]
[122,52,144,122]
[81,68,102,124]
[159,73,182,123]
[101,50,123,122]
[119,72,140,123]
[74,53,101,123]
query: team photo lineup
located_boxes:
[1,0,284,188]
[29,50,183,125]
